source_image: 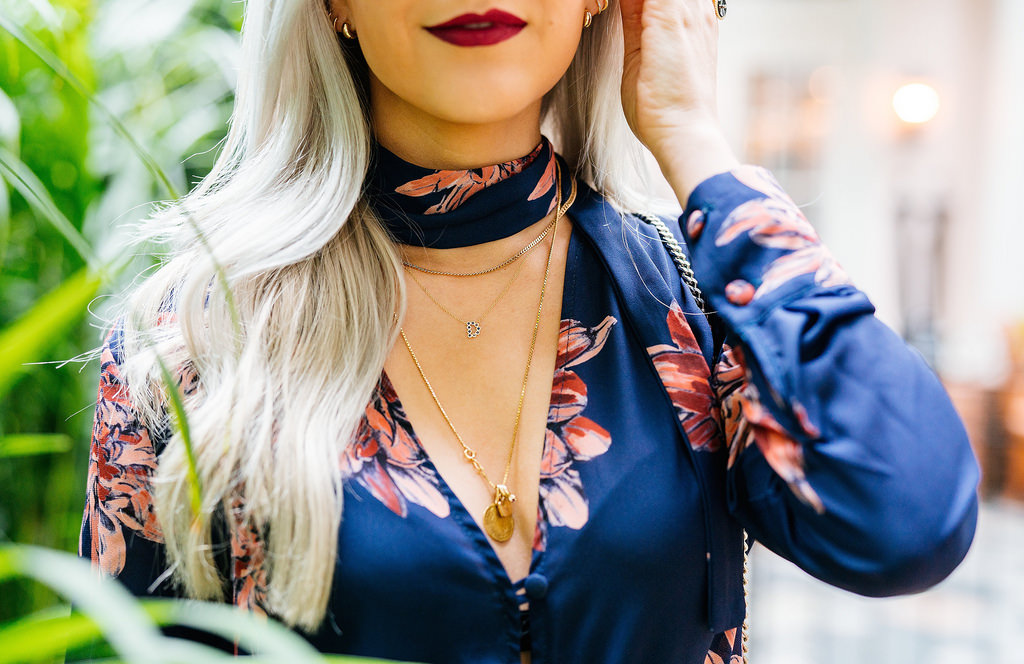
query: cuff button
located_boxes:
[686,209,706,240]
[725,280,756,306]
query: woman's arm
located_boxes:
[79,325,246,601]
[693,167,979,595]
[619,0,978,595]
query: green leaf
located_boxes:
[0,433,71,458]
[142,600,325,663]
[0,545,170,664]
[0,582,401,663]
[0,605,94,664]
[154,354,203,519]
[0,11,179,199]
[0,146,96,265]
[0,267,103,396]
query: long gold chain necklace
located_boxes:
[402,215,557,278]
[403,221,544,340]
[398,168,569,543]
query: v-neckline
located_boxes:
[376,226,577,588]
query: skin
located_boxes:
[327,0,741,647]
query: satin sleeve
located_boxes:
[77,325,260,611]
[78,324,178,596]
[680,166,979,596]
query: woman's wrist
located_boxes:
[652,125,741,208]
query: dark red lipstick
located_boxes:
[426,9,526,47]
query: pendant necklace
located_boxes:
[404,229,538,339]
[399,167,573,542]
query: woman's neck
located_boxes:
[370,74,543,171]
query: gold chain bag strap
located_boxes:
[637,212,751,664]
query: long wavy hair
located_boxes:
[120,0,651,630]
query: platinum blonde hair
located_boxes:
[121,0,650,630]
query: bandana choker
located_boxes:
[367,137,568,249]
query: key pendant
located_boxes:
[466,321,482,338]
[483,485,516,542]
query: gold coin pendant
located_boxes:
[483,504,515,542]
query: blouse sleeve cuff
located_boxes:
[679,165,859,328]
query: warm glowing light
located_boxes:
[893,83,940,125]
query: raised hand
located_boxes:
[618,0,739,201]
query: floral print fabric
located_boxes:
[342,316,617,553]
[713,344,825,513]
[341,375,451,520]
[80,328,270,613]
[368,137,563,249]
[81,330,163,577]
[394,140,555,216]
[536,316,616,548]
[647,302,723,452]
[716,166,851,300]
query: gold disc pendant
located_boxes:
[483,504,515,542]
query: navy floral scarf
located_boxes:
[367,137,562,248]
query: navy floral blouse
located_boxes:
[80,167,980,664]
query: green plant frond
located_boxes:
[2,7,244,345]
[153,354,203,521]
[0,434,72,458]
[0,11,178,199]
[0,544,164,664]
[0,267,103,397]
[0,589,402,664]
[0,605,94,664]
[0,146,97,266]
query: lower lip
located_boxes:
[426,24,525,47]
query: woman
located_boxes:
[79,0,980,662]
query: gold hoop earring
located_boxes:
[597,0,609,14]
[342,21,357,40]
[583,10,593,28]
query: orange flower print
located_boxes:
[705,627,743,664]
[647,302,723,452]
[229,498,269,615]
[713,344,825,514]
[342,376,450,520]
[716,168,851,300]
[527,153,557,215]
[395,142,547,215]
[81,331,164,577]
[535,316,617,550]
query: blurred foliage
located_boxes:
[0,543,394,662]
[0,0,240,630]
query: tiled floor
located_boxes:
[747,499,1024,663]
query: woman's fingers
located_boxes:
[618,0,644,60]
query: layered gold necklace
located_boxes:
[399,168,575,542]
[403,231,537,339]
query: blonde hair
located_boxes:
[121,0,651,630]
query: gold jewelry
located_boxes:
[714,0,727,20]
[583,10,593,28]
[342,21,357,39]
[597,0,609,14]
[403,215,557,278]
[405,234,535,339]
[399,166,566,543]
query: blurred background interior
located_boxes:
[1,0,1022,661]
